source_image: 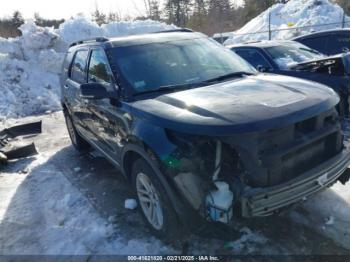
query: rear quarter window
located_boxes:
[70,50,89,84]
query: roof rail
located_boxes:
[243,40,263,44]
[153,28,194,34]
[69,37,109,47]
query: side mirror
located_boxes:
[256,65,269,72]
[80,83,110,100]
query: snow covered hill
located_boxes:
[224,0,350,45]
[0,17,176,119]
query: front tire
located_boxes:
[64,112,90,152]
[131,158,182,239]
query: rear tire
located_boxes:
[131,158,182,239]
[64,112,90,152]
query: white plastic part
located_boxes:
[124,199,138,210]
[205,181,233,223]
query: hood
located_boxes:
[128,74,339,136]
[290,53,350,76]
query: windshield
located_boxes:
[108,37,256,95]
[266,42,325,69]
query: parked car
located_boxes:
[229,40,350,116]
[293,29,350,56]
[61,30,350,238]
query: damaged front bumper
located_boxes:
[241,146,350,217]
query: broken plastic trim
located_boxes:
[0,121,42,164]
[0,121,42,138]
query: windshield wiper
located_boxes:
[132,71,255,97]
[133,82,201,96]
[203,71,255,83]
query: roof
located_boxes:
[68,29,206,49]
[108,31,206,48]
[293,28,350,40]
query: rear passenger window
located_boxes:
[88,49,112,84]
[70,50,89,83]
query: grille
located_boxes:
[257,110,342,185]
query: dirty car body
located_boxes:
[60,31,350,235]
[230,41,350,117]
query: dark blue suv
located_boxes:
[60,30,350,238]
[294,29,350,56]
[230,40,350,116]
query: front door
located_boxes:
[85,48,127,162]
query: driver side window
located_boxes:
[88,49,113,86]
[235,49,271,70]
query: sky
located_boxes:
[0,0,244,20]
[0,0,150,19]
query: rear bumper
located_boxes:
[241,146,350,217]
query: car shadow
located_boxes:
[1,145,350,255]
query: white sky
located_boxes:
[0,0,150,19]
[0,0,244,20]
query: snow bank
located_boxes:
[224,0,350,45]
[0,17,176,119]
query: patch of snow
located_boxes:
[0,16,176,119]
[0,152,175,255]
[273,57,298,69]
[290,181,350,250]
[225,227,268,253]
[224,0,349,45]
[125,199,138,210]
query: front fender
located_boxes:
[121,142,193,227]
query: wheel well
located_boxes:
[123,150,143,182]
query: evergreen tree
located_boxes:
[92,8,107,25]
[11,11,24,28]
[164,0,192,27]
[149,0,161,20]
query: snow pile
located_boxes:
[0,17,176,119]
[224,0,349,45]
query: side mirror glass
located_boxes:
[80,83,110,100]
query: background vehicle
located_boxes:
[230,40,350,116]
[61,31,350,238]
[293,29,350,56]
